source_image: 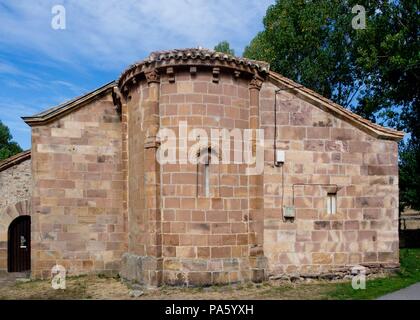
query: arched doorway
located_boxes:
[8,216,31,272]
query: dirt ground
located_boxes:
[0,274,349,300]
[2,250,415,300]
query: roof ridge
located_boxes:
[0,150,31,172]
[23,81,116,126]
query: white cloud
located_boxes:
[0,0,275,149]
[0,0,273,70]
[50,80,87,94]
[0,61,20,74]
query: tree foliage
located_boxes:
[214,41,235,56]
[244,0,359,107]
[399,140,420,211]
[244,0,419,210]
[0,120,22,161]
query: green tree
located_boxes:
[244,0,419,210]
[214,41,235,56]
[351,1,419,126]
[244,0,359,107]
[399,141,420,211]
[0,120,22,161]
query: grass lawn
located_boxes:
[0,248,419,300]
[325,248,420,299]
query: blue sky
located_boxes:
[0,0,274,149]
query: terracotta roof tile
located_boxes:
[118,48,269,87]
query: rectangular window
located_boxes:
[327,193,337,215]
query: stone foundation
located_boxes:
[269,262,400,282]
[163,257,251,286]
[121,254,252,286]
[120,253,161,286]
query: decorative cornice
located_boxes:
[249,76,264,91]
[0,150,31,172]
[166,67,175,83]
[212,67,220,83]
[112,86,124,114]
[118,48,269,91]
[145,69,160,84]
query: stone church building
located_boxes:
[0,49,404,286]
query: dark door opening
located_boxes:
[8,216,31,272]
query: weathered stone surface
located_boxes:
[129,290,144,298]
[261,80,400,278]
[30,93,126,278]
[0,49,400,285]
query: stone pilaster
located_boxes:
[248,75,267,282]
[143,69,163,286]
[113,86,129,238]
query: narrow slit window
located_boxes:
[327,193,337,215]
[204,159,210,197]
[197,148,214,198]
[197,147,220,198]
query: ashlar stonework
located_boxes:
[0,48,404,285]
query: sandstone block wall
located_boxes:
[159,71,252,285]
[31,93,127,278]
[118,50,401,285]
[260,81,400,276]
[123,69,259,286]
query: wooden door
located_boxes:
[8,216,31,272]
